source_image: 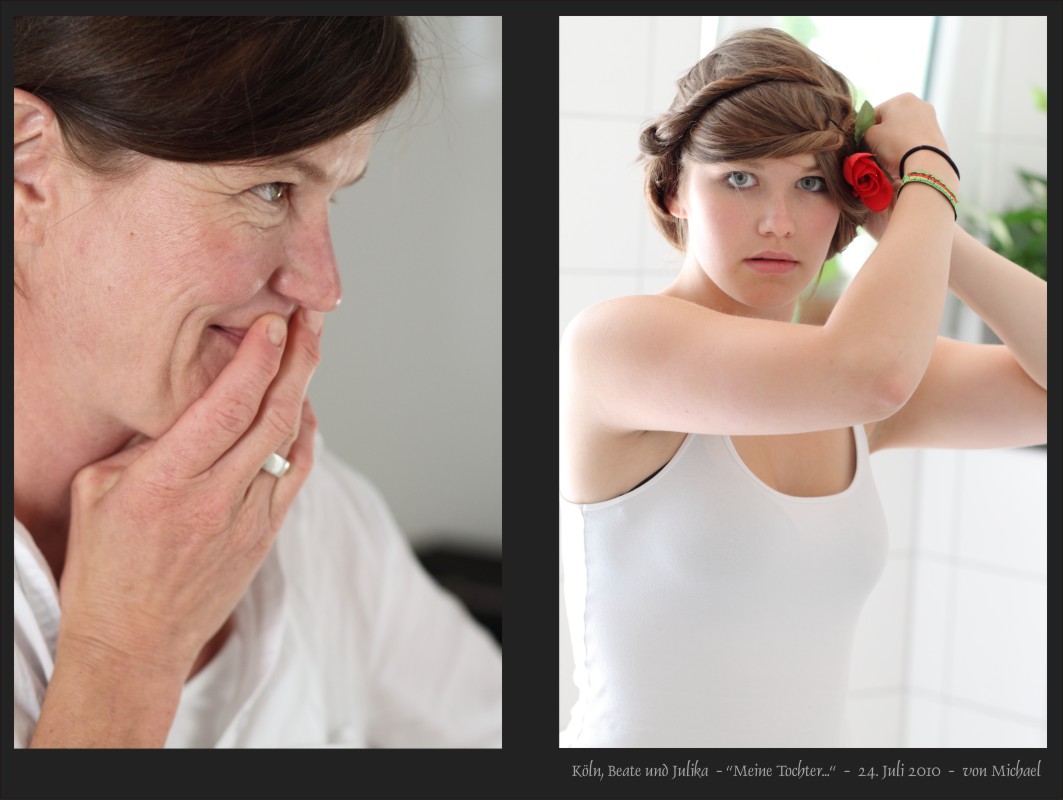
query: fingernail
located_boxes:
[303,308,324,335]
[267,316,287,347]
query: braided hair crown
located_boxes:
[639,28,869,258]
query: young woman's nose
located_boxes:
[756,192,796,239]
[270,213,343,312]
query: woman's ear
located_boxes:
[14,88,63,246]
[665,190,686,219]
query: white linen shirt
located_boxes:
[13,437,502,748]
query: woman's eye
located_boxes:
[726,171,756,189]
[798,176,827,192]
[249,182,289,204]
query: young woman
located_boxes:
[559,27,1046,748]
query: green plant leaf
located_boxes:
[987,216,1014,251]
[1017,170,1047,205]
[1031,85,1047,112]
[854,100,875,146]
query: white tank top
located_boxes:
[560,426,888,747]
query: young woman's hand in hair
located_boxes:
[43,310,321,739]
[860,93,956,241]
[860,190,898,242]
[862,93,952,181]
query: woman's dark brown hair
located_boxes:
[639,27,869,260]
[14,16,416,173]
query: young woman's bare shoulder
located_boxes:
[562,294,718,350]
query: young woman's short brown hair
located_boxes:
[639,27,870,260]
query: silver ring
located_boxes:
[261,452,291,478]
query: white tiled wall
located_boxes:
[558,16,1047,746]
[558,16,698,341]
[903,448,1047,747]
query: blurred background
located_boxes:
[312,16,502,644]
[559,15,1047,746]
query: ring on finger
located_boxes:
[261,452,291,478]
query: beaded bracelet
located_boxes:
[904,171,957,203]
[898,145,961,181]
[898,171,958,220]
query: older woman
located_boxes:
[14,16,501,748]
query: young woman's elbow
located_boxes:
[839,347,915,419]
[829,342,905,420]
[869,372,913,418]
[864,356,922,417]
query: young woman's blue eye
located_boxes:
[797,176,827,192]
[726,171,756,189]
[249,182,290,204]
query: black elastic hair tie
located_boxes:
[899,145,961,180]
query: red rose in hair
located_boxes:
[843,152,893,212]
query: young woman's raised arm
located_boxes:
[862,223,1046,453]
[947,225,1046,390]
[821,94,959,405]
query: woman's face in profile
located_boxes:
[22,122,375,439]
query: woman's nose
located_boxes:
[270,213,343,312]
[757,193,796,239]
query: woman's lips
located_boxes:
[744,257,799,274]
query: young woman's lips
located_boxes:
[745,252,799,274]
